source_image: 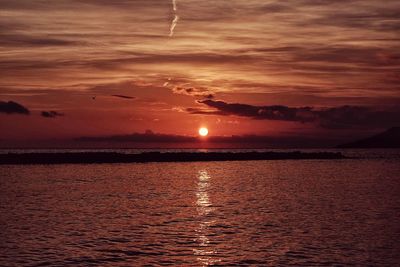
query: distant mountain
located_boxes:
[338,127,400,148]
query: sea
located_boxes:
[0,149,399,266]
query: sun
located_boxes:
[198,127,209,137]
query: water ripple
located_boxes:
[1,159,399,266]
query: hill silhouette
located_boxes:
[338,127,400,148]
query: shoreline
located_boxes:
[0,151,345,165]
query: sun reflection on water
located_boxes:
[194,170,221,266]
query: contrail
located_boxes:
[172,0,177,11]
[169,0,179,37]
[169,15,179,37]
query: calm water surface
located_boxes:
[1,154,400,266]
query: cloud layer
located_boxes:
[1,0,399,96]
[195,100,400,129]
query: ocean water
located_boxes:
[0,150,400,266]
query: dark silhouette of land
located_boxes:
[75,131,343,148]
[338,127,400,148]
[0,151,345,165]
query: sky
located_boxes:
[0,0,399,147]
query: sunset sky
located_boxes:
[1,0,399,147]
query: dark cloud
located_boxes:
[41,111,64,118]
[0,101,30,115]
[196,100,315,122]
[196,99,400,129]
[172,86,215,99]
[111,94,135,99]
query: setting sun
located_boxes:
[199,127,209,137]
